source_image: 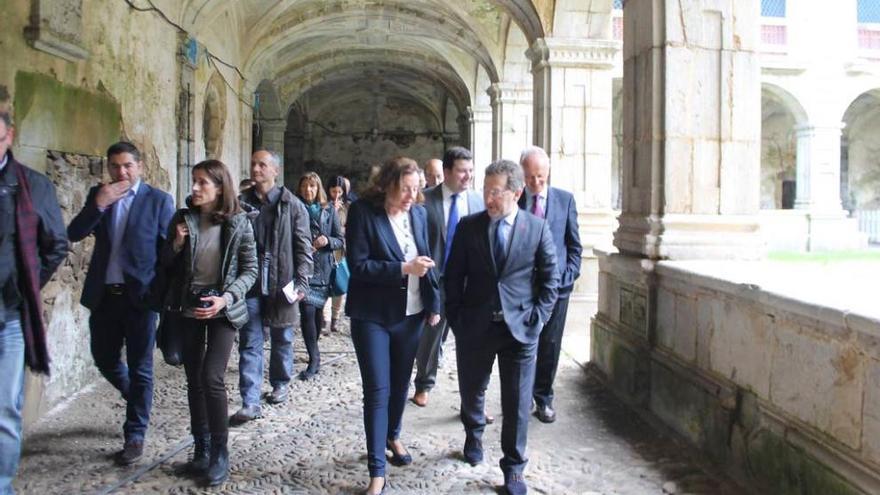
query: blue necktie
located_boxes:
[443,193,459,270]
[494,219,508,271]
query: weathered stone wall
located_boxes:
[1,0,247,428]
[761,109,797,210]
[592,252,880,494]
[845,110,880,210]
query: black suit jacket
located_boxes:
[445,210,559,344]
[518,187,582,296]
[344,200,441,326]
[68,183,175,310]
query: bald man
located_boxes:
[423,158,444,188]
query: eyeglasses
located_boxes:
[484,188,513,198]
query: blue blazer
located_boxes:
[518,187,582,297]
[344,199,441,326]
[445,210,559,345]
[67,183,175,310]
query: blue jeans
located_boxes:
[350,314,424,478]
[0,319,25,495]
[88,295,157,443]
[238,298,294,407]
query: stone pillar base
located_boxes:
[614,213,764,260]
[806,213,867,251]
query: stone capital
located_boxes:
[487,82,533,107]
[526,38,619,72]
[793,123,845,138]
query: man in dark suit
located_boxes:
[445,159,558,495]
[518,146,582,424]
[68,141,175,465]
[412,147,484,408]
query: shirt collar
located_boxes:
[0,152,8,172]
[129,179,142,195]
[441,182,461,200]
[497,207,518,226]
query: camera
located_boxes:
[188,287,222,309]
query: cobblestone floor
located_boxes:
[16,319,749,494]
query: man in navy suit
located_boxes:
[68,141,175,465]
[518,146,582,424]
[445,159,558,495]
[411,147,484,408]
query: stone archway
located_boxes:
[761,83,807,209]
[203,72,226,160]
[842,89,880,215]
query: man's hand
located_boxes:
[193,296,227,319]
[426,312,441,326]
[95,180,132,209]
[403,256,435,277]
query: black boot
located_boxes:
[186,434,210,474]
[205,433,229,486]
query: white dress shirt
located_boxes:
[387,211,424,316]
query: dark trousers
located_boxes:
[299,302,321,370]
[533,295,571,408]
[350,314,424,478]
[457,322,537,476]
[88,292,157,442]
[182,317,236,436]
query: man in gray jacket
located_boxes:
[231,149,313,424]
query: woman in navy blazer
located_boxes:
[345,157,441,495]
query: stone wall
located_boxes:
[592,252,880,495]
[1,0,247,428]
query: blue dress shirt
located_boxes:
[105,180,141,284]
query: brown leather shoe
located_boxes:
[115,440,144,466]
[410,390,428,407]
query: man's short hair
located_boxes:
[253,148,282,168]
[107,141,142,162]
[485,159,524,192]
[442,146,473,171]
[0,111,12,128]
[519,145,549,166]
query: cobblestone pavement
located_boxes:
[16,319,749,494]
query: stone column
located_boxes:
[592,0,763,407]
[258,120,286,185]
[471,105,493,191]
[612,0,763,260]
[792,123,864,249]
[527,38,619,309]
[488,82,533,162]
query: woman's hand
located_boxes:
[173,221,189,252]
[193,295,227,319]
[313,235,329,250]
[403,256,435,277]
[426,313,441,326]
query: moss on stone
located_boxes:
[14,71,121,156]
[747,430,865,495]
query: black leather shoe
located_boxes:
[185,434,210,474]
[463,435,483,466]
[266,384,289,404]
[298,363,320,381]
[205,434,229,486]
[115,440,144,466]
[386,439,412,466]
[534,404,556,424]
[504,472,528,495]
[230,405,262,425]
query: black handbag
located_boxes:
[156,309,185,366]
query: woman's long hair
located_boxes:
[361,156,424,208]
[327,175,348,203]
[192,159,241,224]
[298,172,328,207]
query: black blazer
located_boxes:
[344,199,441,326]
[68,182,174,310]
[518,187,582,296]
[445,210,558,344]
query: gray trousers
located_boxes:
[413,312,449,393]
